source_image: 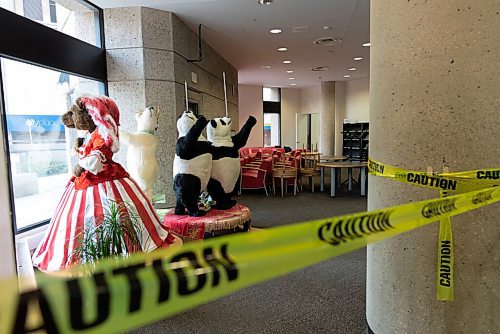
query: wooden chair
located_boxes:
[299,151,320,192]
[271,155,298,197]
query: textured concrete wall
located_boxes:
[367,1,500,333]
[104,7,238,207]
[320,81,335,155]
[171,14,238,126]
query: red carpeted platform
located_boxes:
[163,204,251,241]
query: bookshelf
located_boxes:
[341,122,369,161]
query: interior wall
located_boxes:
[345,77,369,122]
[281,88,301,148]
[238,84,263,147]
[171,14,239,126]
[300,86,321,114]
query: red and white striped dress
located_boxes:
[32,130,174,271]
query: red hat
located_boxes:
[78,96,120,152]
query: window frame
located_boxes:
[0,1,107,235]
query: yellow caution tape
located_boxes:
[437,189,454,301]
[368,158,500,193]
[368,158,499,302]
[1,186,498,334]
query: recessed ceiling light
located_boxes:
[258,0,273,4]
[282,60,291,64]
[269,29,282,34]
[261,65,271,69]
[310,66,330,72]
[362,42,371,47]
[354,57,363,61]
[286,70,294,73]
[313,37,343,47]
[291,83,297,86]
[288,77,295,80]
[348,67,356,71]
[344,75,351,78]
[277,47,288,52]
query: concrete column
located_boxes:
[320,81,335,155]
[367,1,500,333]
[104,7,177,207]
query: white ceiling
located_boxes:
[94,0,370,89]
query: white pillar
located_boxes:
[367,1,500,333]
[320,81,335,155]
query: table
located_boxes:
[318,162,367,197]
[318,155,347,162]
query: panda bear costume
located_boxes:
[207,116,256,209]
[173,110,211,216]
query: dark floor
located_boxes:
[132,180,368,334]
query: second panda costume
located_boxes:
[207,116,257,209]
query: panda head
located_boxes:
[177,110,198,137]
[207,117,232,145]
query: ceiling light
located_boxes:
[277,47,288,52]
[354,57,363,61]
[310,66,330,72]
[269,29,282,34]
[282,60,291,64]
[323,26,332,30]
[348,67,356,71]
[344,75,351,78]
[286,70,294,73]
[258,0,273,4]
[261,65,271,69]
[313,37,343,47]
[362,42,371,47]
[291,83,297,86]
[288,77,295,80]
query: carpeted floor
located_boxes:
[132,180,368,334]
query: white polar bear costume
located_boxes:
[120,107,160,201]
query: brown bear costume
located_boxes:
[32,96,174,271]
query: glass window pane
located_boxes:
[263,87,280,102]
[1,0,100,46]
[263,113,280,147]
[1,57,103,231]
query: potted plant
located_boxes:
[68,199,146,267]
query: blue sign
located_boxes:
[6,115,64,133]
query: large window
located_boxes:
[1,58,103,230]
[263,87,281,147]
[0,0,105,233]
[0,0,101,46]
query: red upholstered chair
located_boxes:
[240,158,272,196]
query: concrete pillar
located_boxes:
[104,7,177,207]
[334,81,346,156]
[367,1,500,333]
[320,81,335,155]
